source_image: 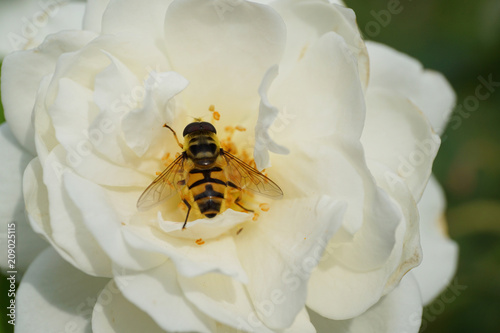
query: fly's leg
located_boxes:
[227,181,254,213]
[234,196,254,213]
[182,198,191,229]
[164,124,183,149]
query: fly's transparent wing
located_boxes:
[136,154,186,211]
[221,150,283,198]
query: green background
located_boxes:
[1,0,500,332]
[345,0,500,332]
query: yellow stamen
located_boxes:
[235,125,246,132]
[259,203,270,212]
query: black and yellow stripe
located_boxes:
[187,166,227,218]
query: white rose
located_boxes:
[0,0,458,332]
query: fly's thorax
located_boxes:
[183,131,221,166]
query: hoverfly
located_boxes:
[136,121,283,228]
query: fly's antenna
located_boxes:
[163,124,183,149]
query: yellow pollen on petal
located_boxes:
[195,238,205,245]
[156,171,162,175]
[213,111,220,121]
[259,203,270,212]
[298,43,309,61]
[252,212,260,221]
[235,125,246,132]
[209,104,215,112]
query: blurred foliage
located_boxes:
[0,1,499,332]
[345,0,500,332]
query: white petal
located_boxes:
[1,30,97,154]
[25,147,113,276]
[63,171,167,271]
[164,0,286,123]
[310,273,423,333]
[112,261,216,333]
[271,0,368,88]
[0,0,86,56]
[159,209,251,240]
[121,71,189,156]
[92,280,168,333]
[269,32,365,146]
[15,247,109,333]
[364,161,422,294]
[361,87,441,201]
[49,77,94,151]
[101,0,173,44]
[254,65,290,170]
[306,152,413,319]
[272,138,401,270]
[179,272,316,333]
[124,224,248,283]
[179,272,273,333]
[236,196,345,329]
[83,0,111,32]
[0,123,47,276]
[93,50,141,113]
[412,176,458,305]
[367,41,456,135]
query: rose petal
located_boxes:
[179,272,273,333]
[412,176,458,305]
[0,123,47,277]
[63,171,167,271]
[272,138,401,270]
[121,71,189,157]
[236,196,345,329]
[364,161,422,294]
[309,273,423,333]
[269,32,365,146]
[306,155,415,319]
[367,41,456,135]
[0,0,86,55]
[124,224,248,283]
[29,146,113,276]
[179,271,316,332]
[254,64,290,170]
[15,247,109,333]
[270,0,368,88]
[92,280,168,333]
[101,0,173,44]
[112,260,217,333]
[159,209,251,240]
[83,0,111,32]
[1,30,97,154]
[361,87,441,201]
[164,0,286,125]
[49,77,94,151]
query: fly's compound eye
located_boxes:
[183,122,217,137]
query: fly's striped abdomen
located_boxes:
[187,167,227,218]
